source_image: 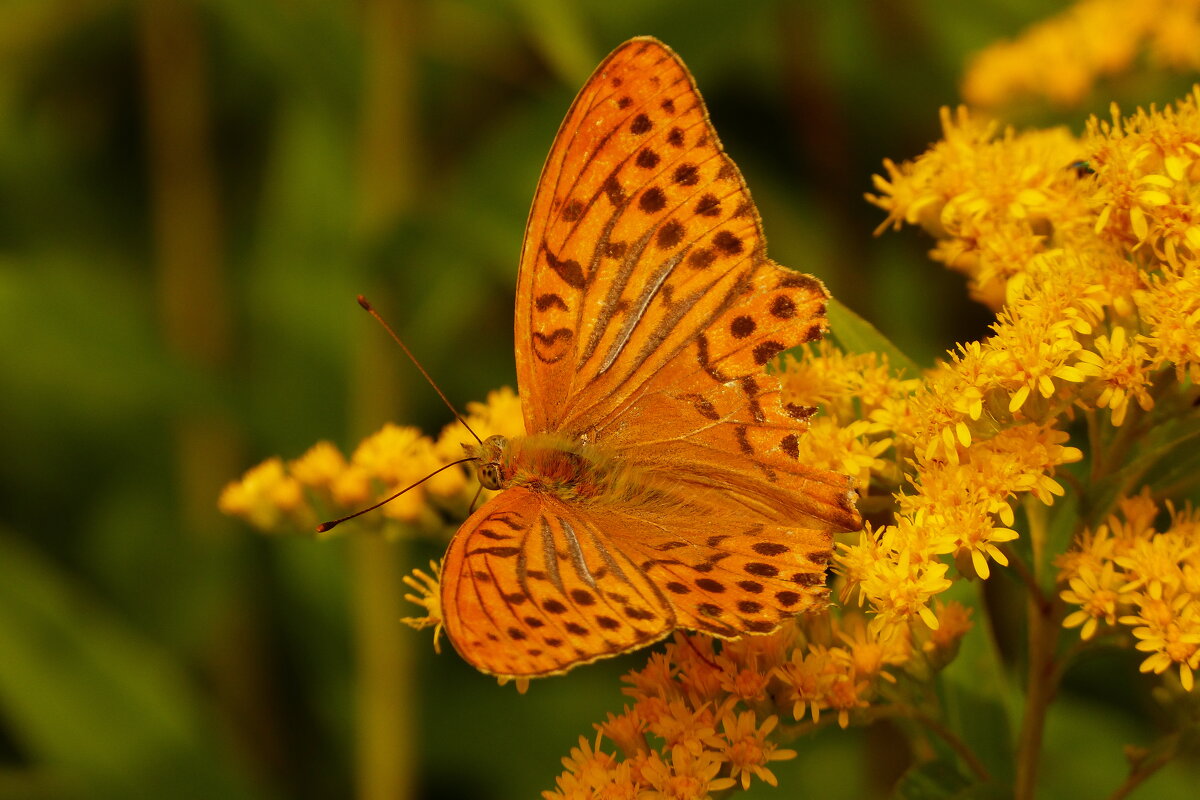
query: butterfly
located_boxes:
[441,36,861,678]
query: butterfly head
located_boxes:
[466,433,510,490]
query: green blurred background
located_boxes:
[3,0,1198,798]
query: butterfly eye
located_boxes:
[479,463,504,490]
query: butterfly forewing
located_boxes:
[516,37,771,435]
[592,260,861,532]
[442,489,674,677]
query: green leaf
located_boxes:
[0,532,254,800]
[1085,415,1200,526]
[892,757,1000,800]
[827,297,922,377]
[1140,420,1200,501]
[936,580,1016,790]
[1042,491,1081,581]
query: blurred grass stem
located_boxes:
[350,1,419,799]
[137,0,285,782]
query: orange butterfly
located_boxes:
[442,37,861,678]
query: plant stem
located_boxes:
[1003,546,1049,610]
[1014,595,1057,800]
[1103,405,1151,484]
[1086,409,1104,484]
[1014,496,1059,800]
[874,706,992,783]
[1106,733,1181,800]
[350,535,414,800]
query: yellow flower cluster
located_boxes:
[218,387,524,537]
[869,106,1087,308]
[780,341,911,495]
[962,0,1200,109]
[789,349,1081,638]
[857,89,1200,635]
[541,85,1193,797]
[395,87,1200,786]
[1057,490,1200,691]
[220,82,1200,794]
[543,611,972,800]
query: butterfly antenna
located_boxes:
[356,295,483,445]
[316,457,476,533]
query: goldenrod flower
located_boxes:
[598,708,648,758]
[794,417,892,488]
[1060,563,1124,640]
[1059,491,1200,691]
[783,342,918,423]
[638,745,735,799]
[921,600,974,666]
[858,537,953,632]
[718,712,796,789]
[715,655,771,703]
[542,734,631,800]
[218,457,307,531]
[1123,598,1200,691]
[825,672,872,729]
[434,386,526,464]
[962,0,1200,109]
[287,441,374,522]
[1137,270,1200,381]
[400,560,444,651]
[623,652,678,702]
[774,645,837,724]
[837,614,909,682]
[352,423,465,523]
[221,389,530,537]
[645,700,724,757]
[867,106,1085,308]
[288,440,347,490]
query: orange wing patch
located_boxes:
[516,38,771,436]
[442,489,674,677]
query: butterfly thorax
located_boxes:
[468,432,669,507]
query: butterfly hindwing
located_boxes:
[442,488,674,677]
[618,515,834,638]
[443,487,834,676]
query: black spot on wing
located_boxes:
[561,199,584,222]
[730,315,756,339]
[543,246,586,289]
[535,293,568,312]
[639,186,667,214]
[636,149,660,169]
[694,193,721,217]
